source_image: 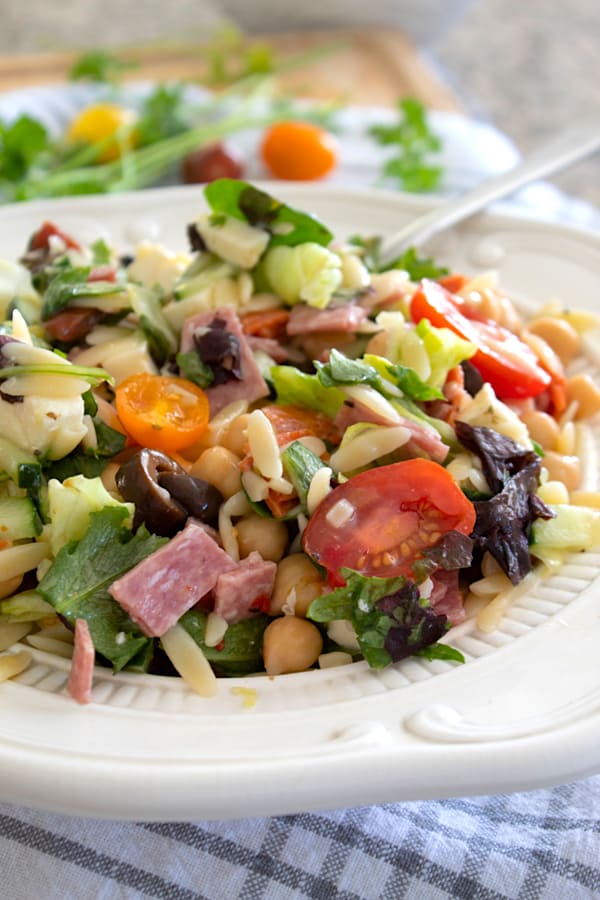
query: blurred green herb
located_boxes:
[135,83,190,145]
[369,97,443,193]
[349,235,449,277]
[0,115,49,183]
[69,50,139,84]
[201,24,276,85]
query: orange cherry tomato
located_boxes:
[115,373,210,454]
[260,121,338,180]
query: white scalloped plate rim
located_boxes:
[1,183,600,822]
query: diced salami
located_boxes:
[334,398,399,431]
[429,570,466,625]
[180,306,269,415]
[286,303,368,335]
[67,618,95,705]
[109,521,237,636]
[213,551,277,624]
[246,334,291,363]
[403,423,449,464]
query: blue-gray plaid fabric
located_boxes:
[1,776,600,899]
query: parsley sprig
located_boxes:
[369,97,443,193]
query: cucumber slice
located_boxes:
[0,436,42,488]
[0,496,42,541]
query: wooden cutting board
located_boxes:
[0,28,461,112]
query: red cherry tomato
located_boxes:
[44,307,104,343]
[302,459,475,583]
[260,121,338,180]
[28,221,81,252]
[181,142,245,184]
[410,279,551,400]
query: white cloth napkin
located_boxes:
[0,90,599,899]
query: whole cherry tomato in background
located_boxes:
[260,121,338,180]
[181,142,245,184]
[66,103,139,163]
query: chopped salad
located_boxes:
[1,179,599,704]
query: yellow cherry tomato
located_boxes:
[66,102,139,163]
[115,373,210,453]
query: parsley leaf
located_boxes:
[0,115,49,183]
[369,97,443,193]
[349,236,449,278]
[175,350,215,388]
[136,83,190,146]
[41,266,127,319]
[69,50,138,84]
[38,507,166,671]
[316,348,443,402]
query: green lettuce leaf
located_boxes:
[38,506,166,671]
[270,365,344,418]
[414,318,476,390]
[179,609,271,676]
[203,179,333,247]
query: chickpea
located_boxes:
[520,410,560,450]
[221,413,251,458]
[527,317,580,366]
[0,574,22,601]
[262,616,323,675]
[566,374,600,420]
[270,553,325,617]
[542,451,581,492]
[365,330,388,357]
[190,446,241,499]
[100,460,120,494]
[235,514,288,562]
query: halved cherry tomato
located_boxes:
[66,102,138,163]
[436,272,468,294]
[303,458,475,583]
[44,307,104,343]
[115,373,210,454]
[410,279,551,400]
[260,121,338,180]
[28,221,81,252]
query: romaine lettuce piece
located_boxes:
[414,318,476,389]
[270,365,344,418]
[46,474,133,555]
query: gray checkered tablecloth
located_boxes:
[0,108,599,898]
[2,778,600,899]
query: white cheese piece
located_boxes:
[193,213,270,270]
[127,240,192,294]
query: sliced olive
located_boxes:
[116,449,188,536]
[157,471,223,524]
